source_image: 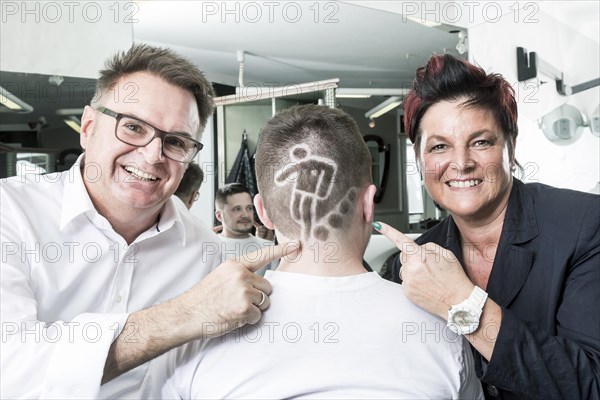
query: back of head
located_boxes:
[404,53,518,158]
[215,183,252,210]
[93,44,215,132]
[255,105,371,242]
[175,163,204,199]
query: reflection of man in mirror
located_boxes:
[274,145,337,240]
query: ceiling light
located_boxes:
[64,116,81,134]
[406,16,441,28]
[337,88,410,98]
[0,86,33,113]
[56,108,84,116]
[365,96,402,119]
[336,93,371,99]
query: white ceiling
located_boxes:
[133,1,463,93]
[132,1,598,98]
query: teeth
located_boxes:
[124,166,158,181]
[448,179,481,188]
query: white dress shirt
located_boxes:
[0,159,222,399]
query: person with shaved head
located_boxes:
[142,104,483,398]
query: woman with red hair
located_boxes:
[375,53,599,400]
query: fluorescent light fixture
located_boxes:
[337,93,371,99]
[64,117,81,134]
[406,16,441,28]
[215,78,339,106]
[365,96,402,119]
[337,88,410,98]
[56,108,84,116]
[0,86,33,113]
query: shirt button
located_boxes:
[114,295,122,303]
[487,384,499,397]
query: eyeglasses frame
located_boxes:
[96,106,203,163]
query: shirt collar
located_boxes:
[60,154,186,245]
[158,197,187,245]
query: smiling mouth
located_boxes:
[124,165,158,182]
[446,179,482,188]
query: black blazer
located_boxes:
[392,179,600,400]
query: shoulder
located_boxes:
[524,181,598,210]
[1,172,66,211]
[370,276,441,318]
[172,199,223,254]
[1,172,66,194]
[252,236,274,246]
[521,181,599,230]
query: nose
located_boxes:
[137,137,164,164]
[449,146,475,176]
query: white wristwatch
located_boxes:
[447,286,488,335]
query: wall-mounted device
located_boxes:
[517,47,600,96]
[590,105,600,137]
[538,104,586,145]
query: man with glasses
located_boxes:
[175,163,204,210]
[0,44,292,399]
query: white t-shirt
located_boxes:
[0,160,222,399]
[218,234,277,276]
[143,270,483,399]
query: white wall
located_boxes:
[0,1,132,77]
[189,117,217,226]
[469,3,600,192]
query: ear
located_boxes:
[79,105,96,149]
[215,209,223,223]
[362,184,377,223]
[185,193,195,209]
[510,136,517,165]
[253,194,275,230]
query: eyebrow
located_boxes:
[125,112,194,138]
[425,129,496,143]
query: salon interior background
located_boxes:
[1,1,598,229]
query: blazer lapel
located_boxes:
[486,180,539,307]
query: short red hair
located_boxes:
[404,54,518,157]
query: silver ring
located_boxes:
[257,291,266,307]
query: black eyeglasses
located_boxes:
[96,106,203,163]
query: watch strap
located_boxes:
[447,286,488,335]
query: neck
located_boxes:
[277,239,369,277]
[89,194,162,245]
[453,204,508,251]
[100,206,161,245]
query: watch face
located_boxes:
[452,310,476,325]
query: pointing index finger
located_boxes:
[373,221,420,255]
